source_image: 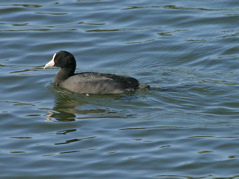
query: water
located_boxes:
[1,0,239,178]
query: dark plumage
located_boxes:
[44,51,148,94]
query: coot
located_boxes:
[44,51,148,94]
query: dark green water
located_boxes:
[1,0,239,178]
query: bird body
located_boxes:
[44,51,148,94]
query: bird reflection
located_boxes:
[45,87,122,122]
[46,91,83,121]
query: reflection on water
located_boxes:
[46,90,83,122]
[46,86,133,122]
[46,88,99,121]
[54,136,96,145]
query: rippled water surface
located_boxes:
[1,0,239,178]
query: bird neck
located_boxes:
[54,67,75,85]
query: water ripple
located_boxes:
[1,0,239,178]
